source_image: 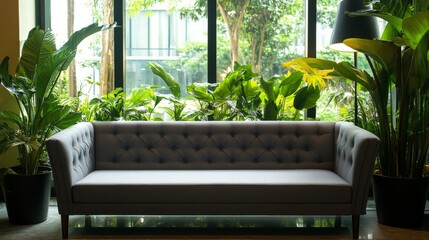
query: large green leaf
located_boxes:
[280,72,303,97]
[263,101,278,120]
[34,50,74,105]
[148,62,181,98]
[402,12,429,49]
[214,62,259,100]
[293,86,320,110]
[36,98,80,131]
[51,109,81,130]
[344,38,399,73]
[187,83,214,102]
[0,57,15,96]
[19,27,56,79]
[236,79,260,100]
[57,23,117,70]
[214,70,241,100]
[260,77,278,101]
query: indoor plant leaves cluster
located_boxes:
[0,23,116,175]
[285,1,429,179]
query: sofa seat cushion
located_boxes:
[72,170,351,204]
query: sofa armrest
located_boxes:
[46,122,95,214]
[334,122,380,214]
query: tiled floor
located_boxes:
[0,199,428,240]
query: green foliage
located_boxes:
[148,62,181,98]
[186,62,263,121]
[85,86,163,121]
[0,23,115,175]
[288,2,429,178]
[86,61,324,122]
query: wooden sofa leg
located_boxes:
[61,214,69,239]
[352,214,360,239]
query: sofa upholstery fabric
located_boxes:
[46,121,380,239]
[93,121,335,170]
[72,169,351,204]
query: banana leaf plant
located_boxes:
[285,3,429,178]
[0,23,116,175]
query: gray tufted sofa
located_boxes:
[46,121,380,239]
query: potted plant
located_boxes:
[0,23,115,224]
[283,0,429,227]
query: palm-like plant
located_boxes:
[0,23,115,175]
[285,1,429,178]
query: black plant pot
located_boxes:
[372,174,429,228]
[1,169,52,224]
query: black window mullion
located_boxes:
[305,0,317,119]
[36,0,51,30]
[207,0,217,84]
[114,0,125,89]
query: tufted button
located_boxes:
[266,146,271,151]
[304,145,309,151]
[218,145,224,151]
[171,145,176,150]
[195,146,201,151]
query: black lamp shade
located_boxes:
[330,0,379,52]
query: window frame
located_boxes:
[41,0,318,117]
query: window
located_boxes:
[47,0,351,120]
[50,0,114,98]
[125,1,208,95]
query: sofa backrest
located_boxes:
[92,121,336,170]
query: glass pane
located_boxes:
[316,0,354,122]
[216,0,306,81]
[125,1,208,95]
[50,0,114,98]
[315,1,381,124]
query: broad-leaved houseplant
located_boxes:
[0,23,115,224]
[284,0,429,227]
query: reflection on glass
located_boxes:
[72,215,339,228]
[125,1,208,95]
